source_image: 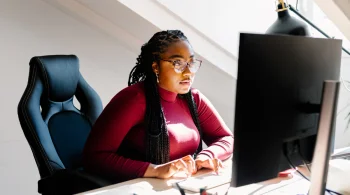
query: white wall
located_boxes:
[117,0,238,78]
[156,0,277,57]
[313,0,350,43]
[336,57,350,148]
[0,1,234,195]
[0,1,137,194]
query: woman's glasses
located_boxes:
[160,58,202,73]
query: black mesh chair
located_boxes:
[17,55,113,195]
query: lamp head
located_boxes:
[266,0,310,36]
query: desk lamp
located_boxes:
[266,0,310,36]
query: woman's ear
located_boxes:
[152,62,159,74]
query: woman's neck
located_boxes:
[157,85,178,102]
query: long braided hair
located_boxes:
[128,30,203,165]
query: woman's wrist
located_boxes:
[143,163,158,178]
[195,154,212,161]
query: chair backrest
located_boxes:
[17,55,103,178]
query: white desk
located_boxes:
[77,159,350,195]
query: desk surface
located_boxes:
[77,159,350,195]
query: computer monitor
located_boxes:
[231,33,343,187]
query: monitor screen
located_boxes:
[231,33,342,187]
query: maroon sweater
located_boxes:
[82,82,233,182]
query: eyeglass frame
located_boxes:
[159,58,202,73]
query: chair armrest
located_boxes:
[38,169,114,195]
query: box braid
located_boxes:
[127,30,203,165]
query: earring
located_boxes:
[156,73,159,83]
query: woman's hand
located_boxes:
[144,155,196,179]
[194,154,223,174]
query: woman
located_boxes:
[82,30,233,183]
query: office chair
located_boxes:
[17,55,113,195]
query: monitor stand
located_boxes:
[309,80,340,195]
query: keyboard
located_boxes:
[173,172,231,192]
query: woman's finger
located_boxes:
[212,158,223,174]
[200,158,214,171]
[218,159,224,168]
[195,160,202,171]
[186,158,195,174]
[212,159,219,173]
[182,155,196,174]
[173,159,190,176]
[200,159,221,173]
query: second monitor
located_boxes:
[231,33,343,187]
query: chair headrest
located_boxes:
[30,55,80,102]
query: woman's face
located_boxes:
[152,40,200,94]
